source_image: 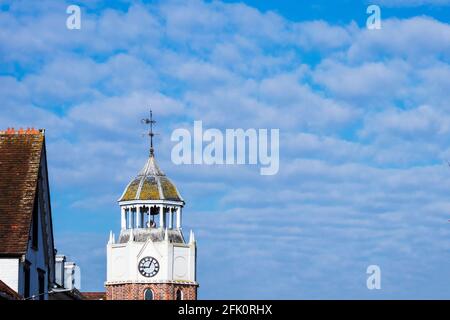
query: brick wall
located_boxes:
[106,283,197,300]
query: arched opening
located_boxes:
[149,206,159,228]
[144,289,154,300]
[141,206,149,228]
[176,289,183,300]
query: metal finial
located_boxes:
[141,109,157,156]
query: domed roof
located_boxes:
[119,154,183,203]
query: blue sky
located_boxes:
[1,0,450,299]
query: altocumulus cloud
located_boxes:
[0,0,450,298]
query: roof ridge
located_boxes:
[155,176,165,200]
[0,128,43,136]
[138,154,165,177]
[135,176,146,200]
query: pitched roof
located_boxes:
[0,129,44,255]
[0,279,21,300]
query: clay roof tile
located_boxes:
[0,130,44,254]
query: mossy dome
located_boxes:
[119,154,184,203]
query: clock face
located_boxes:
[138,256,160,278]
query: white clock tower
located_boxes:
[105,112,198,300]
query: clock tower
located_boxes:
[105,112,198,300]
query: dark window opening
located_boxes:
[144,289,153,300]
[176,289,183,300]
[24,262,30,299]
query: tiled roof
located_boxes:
[0,129,44,255]
[119,154,183,203]
[0,279,21,300]
[81,291,106,300]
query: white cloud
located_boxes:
[347,17,450,63]
[361,105,450,139]
[292,20,355,51]
[313,59,411,101]
[2,0,450,298]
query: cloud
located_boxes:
[292,20,355,51]
[347,17,450,63]
[361,105,450,139]
[313,59,411,102]
[1,0,450,299]
[54,232,107,291]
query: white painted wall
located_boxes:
[173,246,188,280]
[64,263,81,290]
[55,255,66,287]
[106,235,197,284]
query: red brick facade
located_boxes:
[105,283,197,300]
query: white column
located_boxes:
[169,208,173,229]
[121,207,126,230]
[159,205,164,228]
[137,206,142,228]
[143,207,146,227]
[176,207,182,229]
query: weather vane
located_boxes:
[141,109,157,156]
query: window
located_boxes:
[144,289,153,300]
[24,262,30,298]
[32,195,39,249]
[176,289,183,300]
[38,269,45,300]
